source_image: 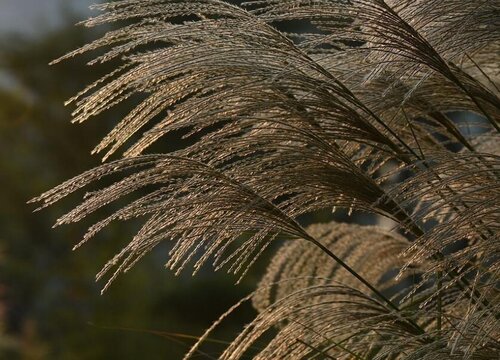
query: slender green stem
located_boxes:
[386,199,499,320]
[304,234,429,338]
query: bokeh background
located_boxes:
[0,1,377,359]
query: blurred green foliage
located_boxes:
[0,15,260,360]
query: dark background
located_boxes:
[0,1,260,359]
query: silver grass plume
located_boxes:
[30,0,499,359]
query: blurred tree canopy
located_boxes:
[0,14,259,360]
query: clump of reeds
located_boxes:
[31,1,499,358]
